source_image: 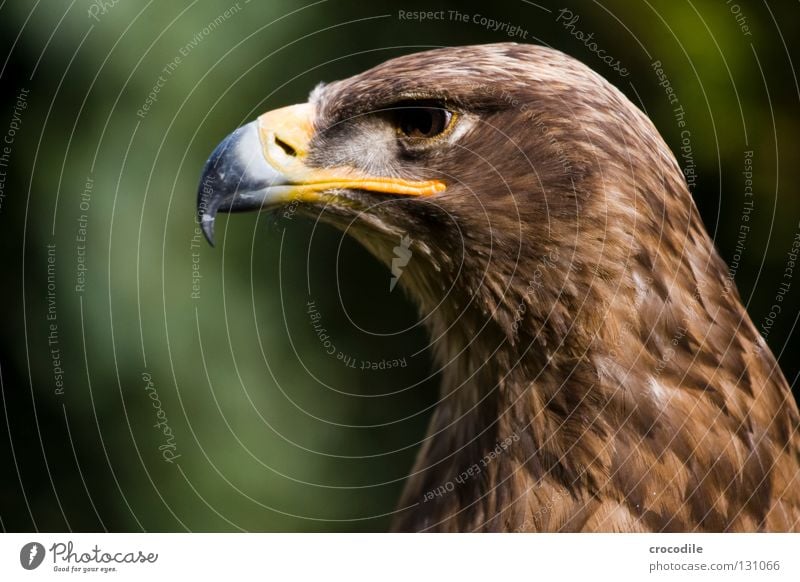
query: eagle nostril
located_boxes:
[274,136,297,157]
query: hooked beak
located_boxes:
[196,103,446,245]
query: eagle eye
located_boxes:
[393,104,453,140]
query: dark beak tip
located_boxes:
[197,181,219,247]
[201,216,216,247]
[197,122,275,247]
[197,145,225,248]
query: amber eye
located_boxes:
[394,106,453,139]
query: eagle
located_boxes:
[197,43,800,532]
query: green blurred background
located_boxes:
[0,0,798,531]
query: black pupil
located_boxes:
[400,107,447,138]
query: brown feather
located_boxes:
[293,43,799,531]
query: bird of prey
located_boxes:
[197,43,800,532]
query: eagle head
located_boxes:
[198,43,800,532]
